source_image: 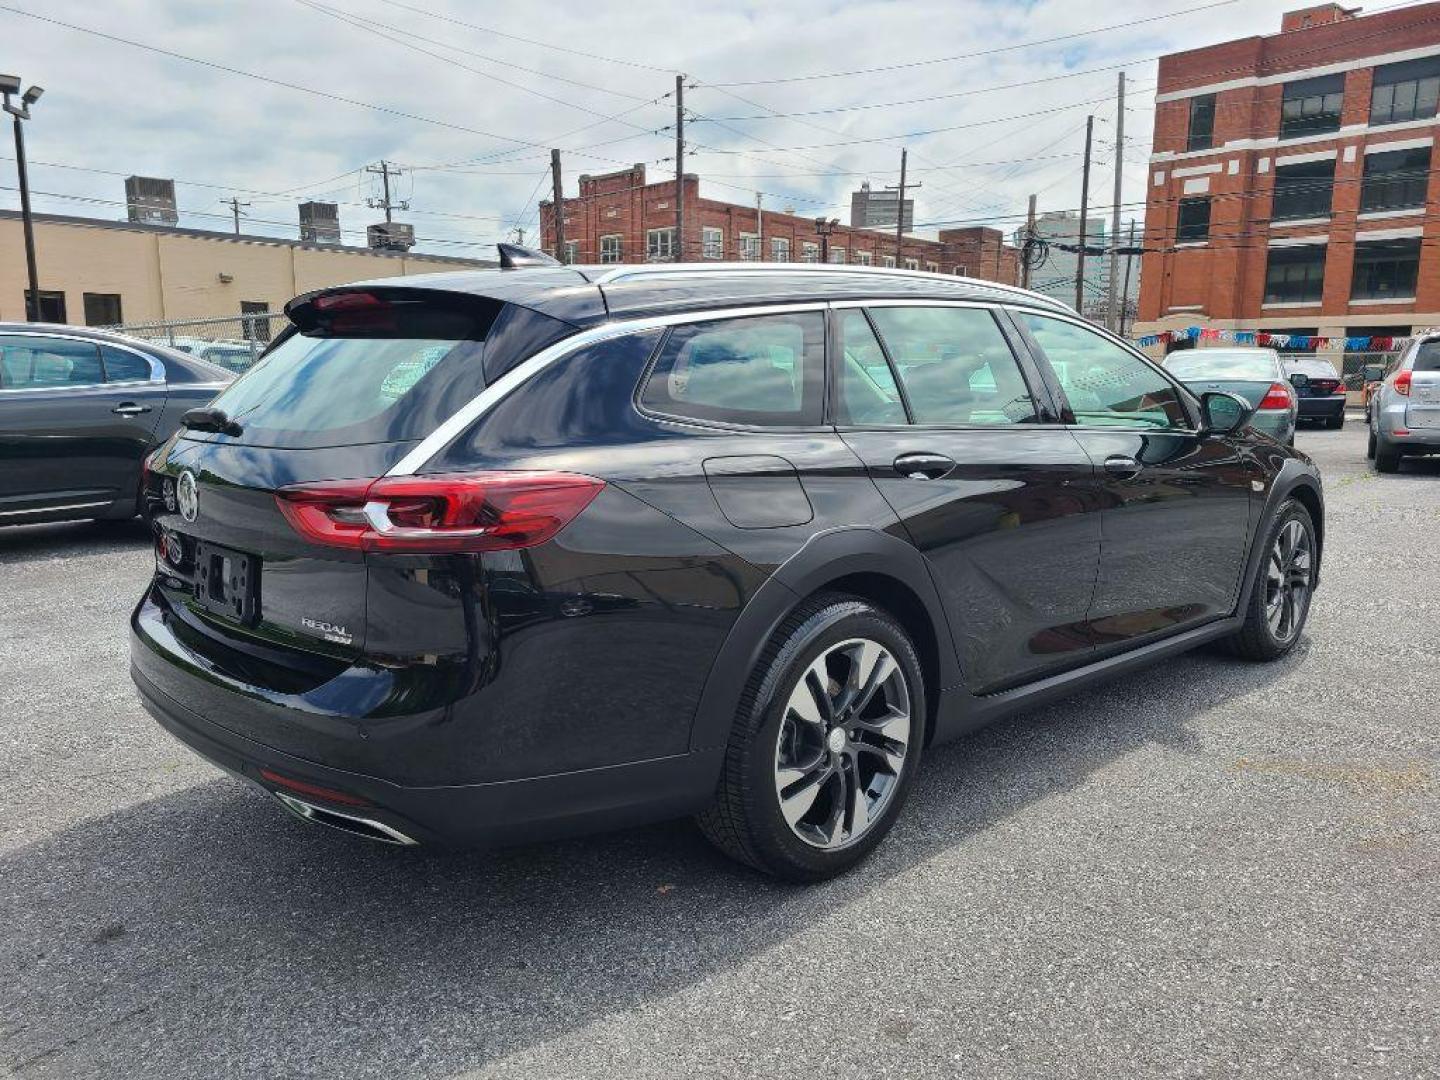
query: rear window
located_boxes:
[1283,357,1340,379]
[1414,341,1440,372]
[1165,351,1279,381]
[198,296,499,448]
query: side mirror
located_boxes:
[1288,372,1310,388]
[1199,390,1253,436]
[1363,364,1385,382]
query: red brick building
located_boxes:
[1136,3,1440,349]
[539,164,1019,283]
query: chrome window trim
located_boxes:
[0,329,165,390]
[0,499,111,518]
[385,301,831,477]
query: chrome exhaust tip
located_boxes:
[273,792,419,846]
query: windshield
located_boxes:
[1283,357,1340,378]
[200,300,496,448]
[1166,350,1279,381]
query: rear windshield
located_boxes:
[1165,351,1279,381]
[1283,357,1340,379]
[1414,341,1440,372]
[198,299,496,448]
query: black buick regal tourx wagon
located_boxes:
[131,253,1323,880]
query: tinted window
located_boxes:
[1166,351,1280,381]
[641,311,825,426]
[1177,197,1211,241]
[0,335,103,389]
[1020,314,1190,430]
[1371,56,1440,125]
[868,306,1037,426]
[1351,238,1421,301]
[1280,74,1344,138]
[1264,246,1327,304]
[1414,341,1440,372]
[201,299,496,447]
[1187,94,1216,152]
[1272,160,1335,220]
[836,311,906,425]
[101,345,153,382]
[1360,147,1430,212]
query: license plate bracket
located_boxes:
[193,541,260,624]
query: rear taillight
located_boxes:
[275,472,604,554]
[1259,382,1294,410]
[1395,369,1412,397]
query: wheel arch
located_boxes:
[1237,464,1325,612]
[686,528,961,755]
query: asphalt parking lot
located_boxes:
[2,419,1437,1079]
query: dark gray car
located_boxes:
[0,323,232,527]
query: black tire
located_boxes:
[1222,498,1316,661]
[1375,435,1402,473]
[1326,414,1344,430]
[696,594,926,882]
[1367,426,1377,459]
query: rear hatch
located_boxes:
[1406,340,1440,430]
[147,288,503,666]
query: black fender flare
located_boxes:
[686,526,961,755]
[1237,457,1325,611]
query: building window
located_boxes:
[1271,159,1335,220]
[646,227,676,261]
[952,265,968,276]
[883,255,896,268]
[1360,147,1431,213]
[563,240,579,265]
[82,292,123,327]
[739,233,760,260]
[1176,196,1211,241]
[24,290,66,323]
[828,247,846,264]
[1187,94,1216,152]
[855,250,872,266]
[801,242,820,263]
[1370,56,1440,126]
[771,237,791,262]
[702,226,724,259]
[1351,237,1421,300]
[903,258,919,270]
[1264,245,1327,304]
[1279,74,1344,139]
[925,261,939,273]
[599,234,623,263]
[240,300,271,343]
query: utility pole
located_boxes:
[1021,193,1037,289]
[755,191,764,261]
[1076,114,1094,315]
[550,148,566,261]
[675,74,685,262]
[885,148,919,266]
[815,217,837,263]
[222,196,250,235]
[1107,72,1126,331]
[2,75,43,321]
[365,160,406,223]
[1119,220,1137,337]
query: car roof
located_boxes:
[329,262,1076,327]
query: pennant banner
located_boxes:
[1134,325,1415,352]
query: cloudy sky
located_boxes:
[5,0,1313,257]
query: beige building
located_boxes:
[0,210,490,327]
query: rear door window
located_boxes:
[101,345,154,383]
[640,311,826,426]
[198,295,500,447]
[0,335,104,389]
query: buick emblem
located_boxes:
[177,470,199,523]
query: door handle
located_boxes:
[893,452,956,480]
[112,402,152,416]
[1103,454,1142,479]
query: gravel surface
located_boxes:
[1,421,1437,1079]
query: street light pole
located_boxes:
[2,75,43,321]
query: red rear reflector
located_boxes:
[275,472,604,554]
[1395,369,1412,397]
[1259,382,1294,410]
[259,768,370,807]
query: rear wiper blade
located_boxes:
[180,406,243,437]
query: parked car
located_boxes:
[1367,332,1440,472]
[1162,347,1298,445]
[131,258,1324,881]
[1282,355,1347,428]
[0,323,232,528]
[197,340,263,373]
[1362,358,1395,422]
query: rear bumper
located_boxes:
[1296,396,1346,420]
[132,661,720,848]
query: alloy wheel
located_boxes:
[773,637,911,849]
[1265,519,1313,643]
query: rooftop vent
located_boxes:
[299,201,340,244]
[125,176,178,226]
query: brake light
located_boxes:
[1395,369,1412,397]
[275,472,604,553]
[1259,382,1294,410]
[311,290,395,333]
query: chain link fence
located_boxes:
[1338,349,1403,392]
[103,312,289,374]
